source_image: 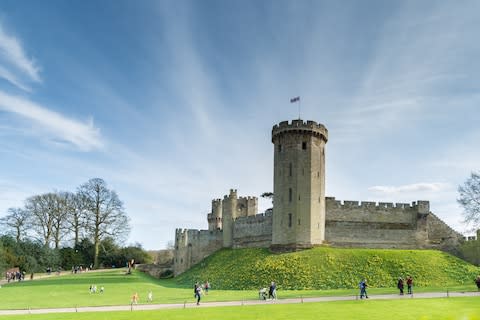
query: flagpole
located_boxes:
[298,99,301,120]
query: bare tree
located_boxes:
[0,207,31,242]
[458,172,480,231]
[63,192,87,247]
[51,192,70,249]
[25,193,56,247]
[78,178,130,268]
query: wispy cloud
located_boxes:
[0,22,41,88]
[0,90,103,151]
[368,182,450,195]
[0,65,31,92]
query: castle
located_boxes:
[173,120,463,275]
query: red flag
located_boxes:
[290,96,300,103]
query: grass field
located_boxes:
[0,268,479,311]
[0,298,479,320]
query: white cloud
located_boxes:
[0,65,31,92]
[0,23,41,85]
[0,90,103,151]
[368,182,451,195]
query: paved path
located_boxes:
[0,291,479,315]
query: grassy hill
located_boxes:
[174,247,480,290]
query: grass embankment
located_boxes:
[1,298,479,320]
[175,247,480,290]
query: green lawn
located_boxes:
[0,269,478,310]
[0,298,479,320]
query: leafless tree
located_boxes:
[25,193,57,247]
[0,207,31,242]
[458,172,480,231]
[77,178,130,268]
[63,192,87,247]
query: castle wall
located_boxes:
[232,213,272,248]
[325,198,419,248]
[174,228,223,276]
[425,212,464,252]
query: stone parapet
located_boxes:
[272,119,328,143]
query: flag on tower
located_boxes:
[290,96,300,103]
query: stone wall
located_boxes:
[325,198,419,248]
[174,229,223,276]
[233,212,272,248]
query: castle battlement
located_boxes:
[326,197,429,211]
[272,119,328,142]
[235,212,271,223]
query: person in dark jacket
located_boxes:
[397,277,404,295]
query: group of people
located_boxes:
[89,284,104,293]
[396,276,414,295]
[259,281,277,300]
[131,291,153,304]
[5,271,24,282]
[359,275,414,299]
[194,280,210,305]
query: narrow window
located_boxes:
[288,213,292,228]
[289,188,292,202]
[278,144,282,152]
[302,142,307,150]
[298,219,301,226]
[298,194,301,201]
[289,163,292,176]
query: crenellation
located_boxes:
[361,201,376,208]
[378,202,394,208]
[343,200,360,208]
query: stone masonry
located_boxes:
[173,120,464,276]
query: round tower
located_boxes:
[271,120,328,250]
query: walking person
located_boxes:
[268,281,276,300]
[204,280,210,295]
[406,275,413,294]
[359,279,368,299]
[397,277,404,295]
[194,282,202,305]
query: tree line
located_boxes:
[0,178,150,273]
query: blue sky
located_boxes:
[0,1,479,250]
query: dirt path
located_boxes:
[0,291,479,315]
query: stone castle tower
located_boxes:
[271,120,329,250]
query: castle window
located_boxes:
[298,219,301,226]
[278,144,282,152]
[317,171,320,178]
[289,163,292,176]
[289,188,292,202]
[298,194,300,201]
[288,213,292,228]
[180,258,183,264]
[302,142,307,150]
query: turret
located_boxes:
[271,120,328,250]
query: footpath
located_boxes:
[0,291,479,315]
